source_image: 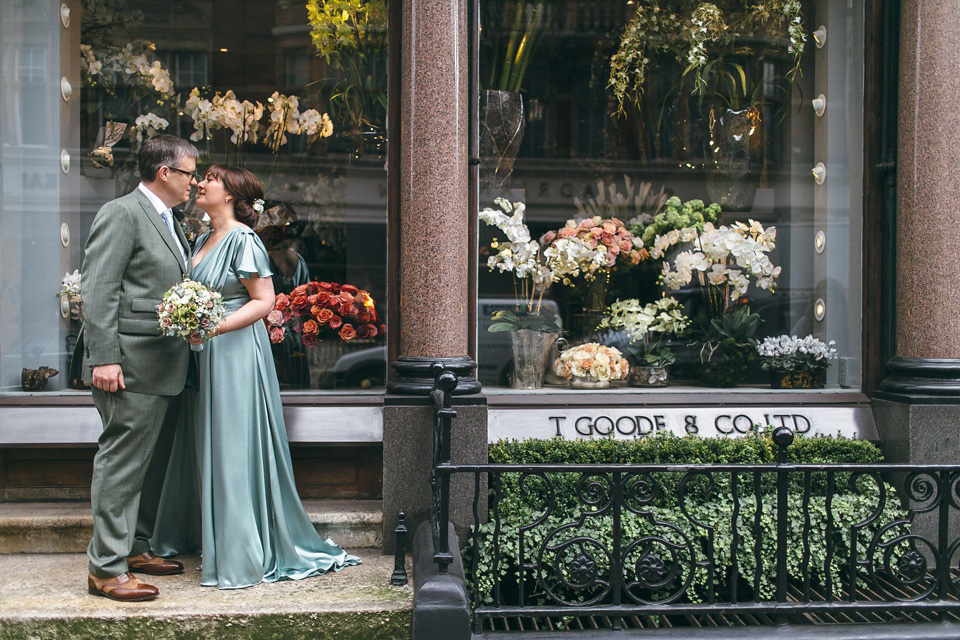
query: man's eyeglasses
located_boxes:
[165,166,200,182]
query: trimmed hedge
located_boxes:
[466,432,904,609]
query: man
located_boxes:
[81,135,198,601]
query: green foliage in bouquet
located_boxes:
[690,305,762,387]
[632,196,722,249]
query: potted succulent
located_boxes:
[757,335,838,389]
[652,219,780,387]
[596,297,689,387]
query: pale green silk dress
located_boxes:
[151,226,359,589]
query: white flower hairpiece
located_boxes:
[252,199,265,214]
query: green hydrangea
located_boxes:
[631,196,722,248]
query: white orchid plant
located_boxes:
[597,297,689,366]
[57,270,83,321]
[651,219,780,318]
[756,334,837,372]
[481,198,592,332]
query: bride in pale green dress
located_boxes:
[151,164,359,589]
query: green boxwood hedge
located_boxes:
[465,432,906,609]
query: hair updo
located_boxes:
[205,164,265,228]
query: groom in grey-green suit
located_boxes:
[81,135,199,602]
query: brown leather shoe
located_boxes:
[88,572,159,602]
[126,551,184,576]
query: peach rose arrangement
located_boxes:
[540,216,648,284]
[265,281,384,347]
[553,343,630,383]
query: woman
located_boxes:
[151,165,359,588]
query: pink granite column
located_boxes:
[387,0,480,393]
[400,0,468,357]
[882,0,960,394]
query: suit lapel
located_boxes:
[132,189,187,276]
[171,213,192,262]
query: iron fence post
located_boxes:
[773,426,794,624]
[431,362,458,573]
[391,511,409,586]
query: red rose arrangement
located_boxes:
[265,281,384,347]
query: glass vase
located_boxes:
[509,329,559,390]
[574,272,611,341]
[629,365,670,387]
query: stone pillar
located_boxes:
[876,0,960,464]
[382,0,486,551]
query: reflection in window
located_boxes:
[0,0,389,392]
[477,0,862,391]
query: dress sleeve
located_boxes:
[233,230,274,279]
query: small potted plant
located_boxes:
[552,343,630,389]
[756,335,838,389]
[596,297,689,387]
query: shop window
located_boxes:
[477,0,863,392]
[0,0,389,394]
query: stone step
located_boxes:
[0,552,411,640]
[0,500,383,553]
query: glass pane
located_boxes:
[0,0,389,393]
[477,0,862,391]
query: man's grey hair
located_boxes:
[137,135,199,182]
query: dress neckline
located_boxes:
[191,226,245,270]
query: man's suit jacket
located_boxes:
[80,188,191,396]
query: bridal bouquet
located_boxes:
[157,278,226,351]
[266,281,383,347]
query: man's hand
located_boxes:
[92,364,125,392]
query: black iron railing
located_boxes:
[426,366,960,632]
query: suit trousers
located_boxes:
[88,387,180,578]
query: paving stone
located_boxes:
[0,551,411,639]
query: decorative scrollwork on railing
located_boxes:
[575,472,614,515]
[903,471,942,514]
[538,533,612,606]
[622,471,661,514]
[622,533,696,605]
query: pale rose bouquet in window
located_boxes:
[553,343,630,386]
[540,216,648,284]
[157,279,226,351]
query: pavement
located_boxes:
[0,551,412,639]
